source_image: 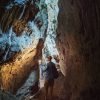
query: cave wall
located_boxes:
[0,0,59,94]
[0,0,48,63]
[0,0,47,94]
[1,38,44,94]
[0,90,18,100]
[57,0,100,100]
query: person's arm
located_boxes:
[52,62,56,68]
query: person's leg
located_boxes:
[50,79,54,99]
[50,85,53,99]
[45,86,48,100]
[44,80,49,100]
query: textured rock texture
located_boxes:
[1,38,44,94]
[0,0,48,64]
[0,0,39,34]
[56,0,100,100]
[0,0,58,95]
[0,90,18,100]
[0,0,47,94]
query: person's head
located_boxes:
[38,60,42,65]
[47,56,52,62]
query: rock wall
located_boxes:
[0,0,58,95]
[0,38,44,94]
[0,90,18,100]
[57,0,100,100]
[0,0,47,94]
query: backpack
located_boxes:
[52,64,59,79]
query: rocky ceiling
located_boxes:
[0,0,58,64]
[0,0,39,35]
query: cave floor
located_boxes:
[26,73,65,100]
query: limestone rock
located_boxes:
[0,90,18,100]
[56,0,100,100]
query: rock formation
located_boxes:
[0,0,100,100]
[0,0,46,94]
[0,90,18,100]
[1,38,44,94]
[56,0,100,100]
[0,0,58,95]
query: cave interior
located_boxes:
[0,0,100,100]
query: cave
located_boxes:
[0,0,100,100]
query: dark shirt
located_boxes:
[43,62,55,80]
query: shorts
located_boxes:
[44,79,54,88]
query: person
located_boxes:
[43,56,56,100]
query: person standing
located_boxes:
[43,56,57,100]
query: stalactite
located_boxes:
[3,27,12,61]
[18,5,26,20]
[0,0,39,34]
[0,11,10,32]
